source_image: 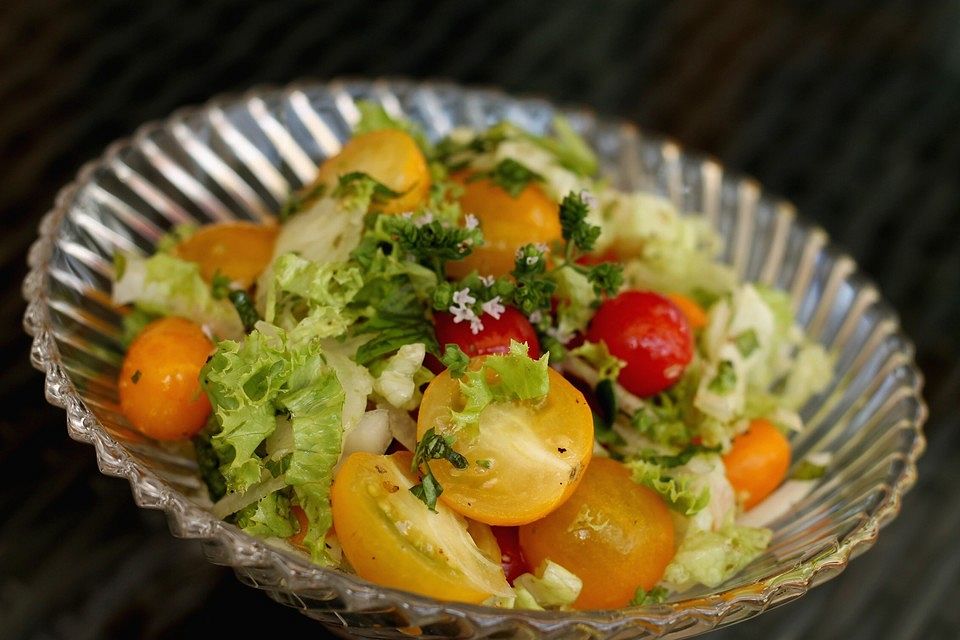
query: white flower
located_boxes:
[482,296,505,320]
[580,189,598,210]
[535,242,550,253]
[400,211,414,220]
[414,212,434,226]
[479,274,496,288]
[525,255,540,266]
[465,213,480,230]
[546,325,574,344]
[452,287,476,307]
[451,304,476,325]
[528,310,544,324]
[469,316,485,335]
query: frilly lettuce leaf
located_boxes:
[234,490,297,538]
[450,341,550,433]
[200,323,345,563]
[569,340,626,381]
[265,252,363,337]
[662,524,772,591]
[626,459,711,516]
[113,252,244,339]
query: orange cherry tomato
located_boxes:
[331,451,511,603]
[118,317,213,440]
[723,418,791,510]
[314,129,430,213]
[174,221,278,287]
[446,172,561,279]
[667,292,708,331]
[416,362,593,526]
[518,457,675,610]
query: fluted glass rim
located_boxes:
[22,78,927,637]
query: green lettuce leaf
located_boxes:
[513,560,583,610]
[373,343,428,410]
[265,252,363,337]
[568,340,626,381]
[625,459,711,516]
[113,252,244,339]
[279,361,344,562]
[450,341,550,432]
[662,525,772,591]
[200,323,346,563]
[233,490,297,538]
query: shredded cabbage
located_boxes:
[513,560,583,610]
[662,524,772,591]
[113,252,244,339]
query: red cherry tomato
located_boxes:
[586,291,693,397]
[491,526,530,584]
[434,306,541,359]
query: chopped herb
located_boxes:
[707,360,737,394]
[470,158,544,197]
[734,329,760,358]
[410,471,443,512]
[210,271,231,300]
[595,379,618,428]
[586,261,623,297]
[441,344,470,379]
[476,459,492,470]
[791,460,827,480]
[511,243,557,315]
[382,215,483,270]
[410,428,468,511]
[130,369,142,384]
[227,290,261,332]
[333,172,402,207]
[638,444,721,468]
[559,191,601,255]
[630,586,669,606]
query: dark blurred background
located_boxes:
[2,1,959,638]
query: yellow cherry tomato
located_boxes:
[118,317,213,440]
[446,172,562,279]
[174,221,278,287]
[331,451,511,604]
[519,457,675,609]
[314,129,430,213]
[416,363,593,526]
[723,418,791,510]
[466,518,502,565]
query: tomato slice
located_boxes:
[416,364,593,526]
[446,172,561,279]
[174,221,278,287]
[331,451,511,603]
[519,457,675,609]
[434,306,541,359]
[723,418,791,510]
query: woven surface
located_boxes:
[1,1,958,638]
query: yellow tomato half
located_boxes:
[314,129,430,213]
[416,364,593,526]
[519,457,675,609]
[447,173,561,279]
[331,451,511,604]
[174,221,278,287]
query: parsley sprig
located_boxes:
[410,428,468,511]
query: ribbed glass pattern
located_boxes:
[23,80,926,639]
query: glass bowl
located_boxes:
[23,79,926,639]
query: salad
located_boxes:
[112,103,833,610]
